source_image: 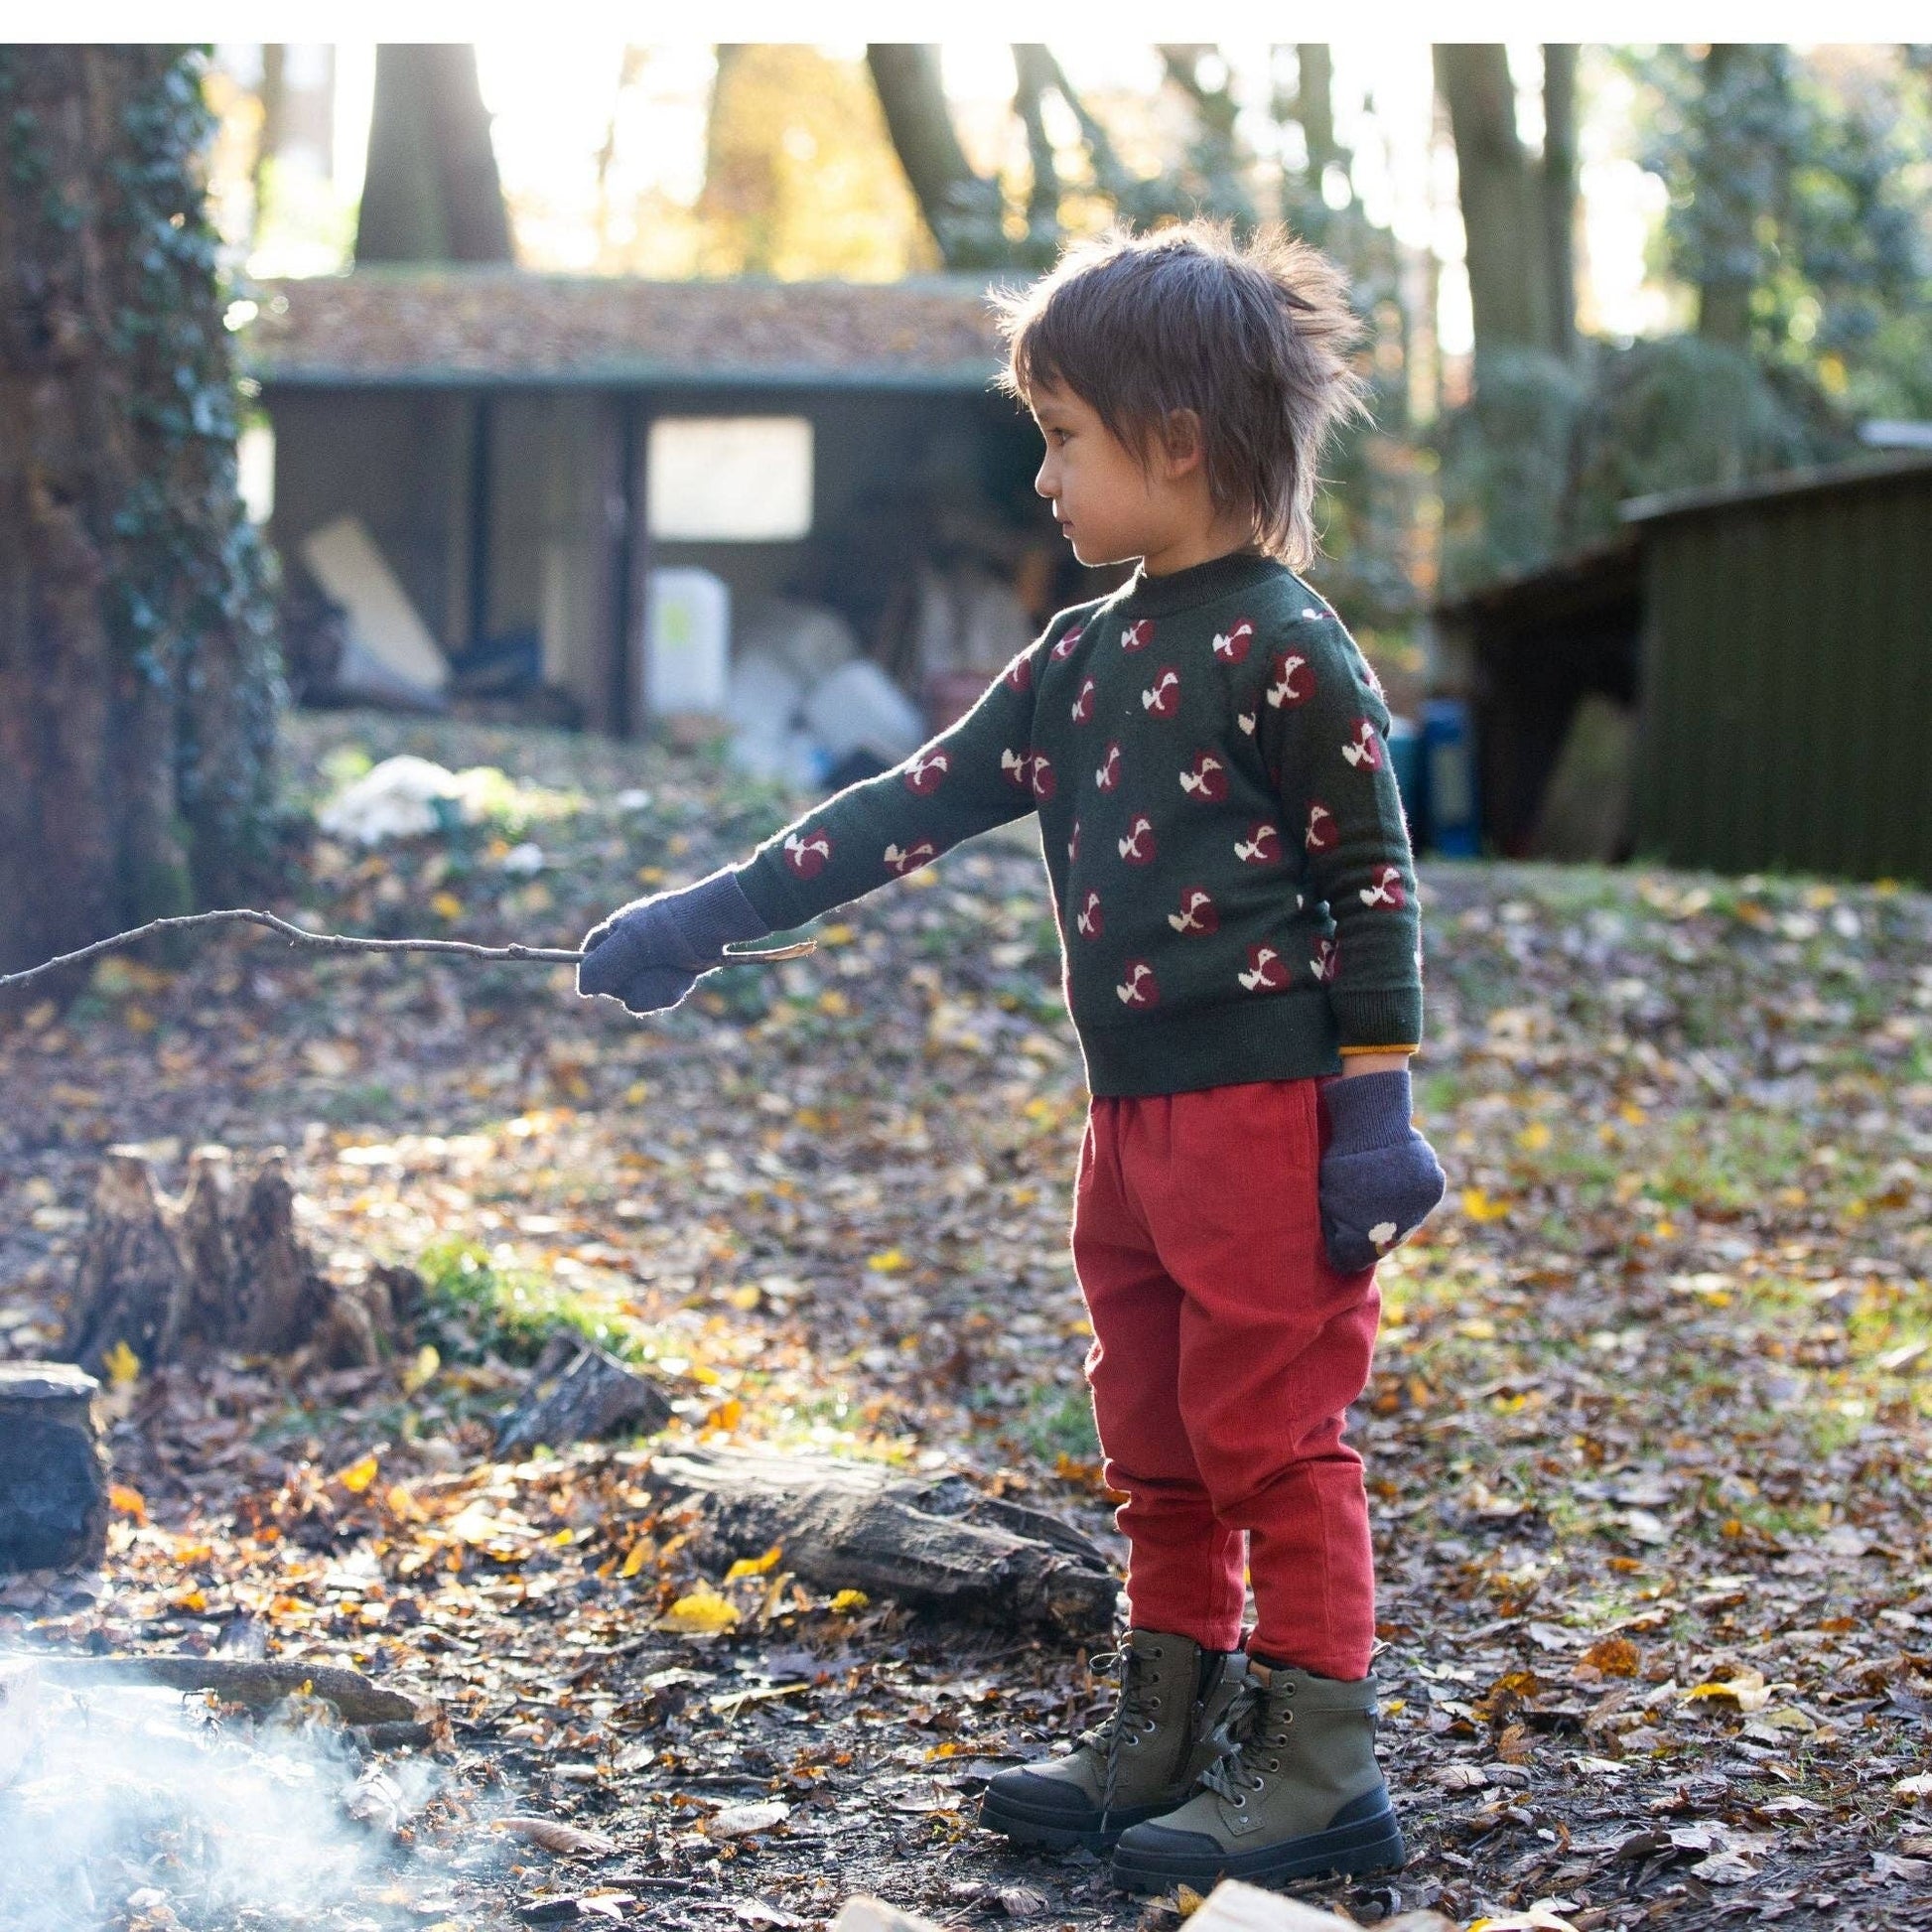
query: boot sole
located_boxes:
[1109,1798,1406,1893]
[978,1787,1174,1853]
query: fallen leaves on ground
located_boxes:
[2,715,1930,1931]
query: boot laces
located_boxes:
[1080,1645,1161,1828]
[1199,1678,1294,1804]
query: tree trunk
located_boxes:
[253,42,285,242]
[1542,45,1579,361]
[1692,44,1787,348]
[354,45,512,265]
[1434,44,1551,356]
[865,45,1005,268]
[1297,44,1340,184]
[0,48,280,995]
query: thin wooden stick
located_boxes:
[0,907,814,995]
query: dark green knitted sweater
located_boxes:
[736,549,1424,1097]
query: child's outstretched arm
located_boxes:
[1259,603,1444,1270]
[577,623,1066,1014]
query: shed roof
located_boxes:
[241,268,1010,392]
[1620,449,1932,525]
[1434,533,1640,630]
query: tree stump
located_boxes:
[62,1147,414,1375]
[644,1446,1120,1642]
[0,1362,108,1574]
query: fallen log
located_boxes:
[34,1654,428,1727]
[644,1446,1119,1642]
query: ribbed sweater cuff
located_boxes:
[733,860,810,933]
[1329,988,1424,1053]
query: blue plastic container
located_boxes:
[1421,698,1480,857]
[1386,716,1423,842]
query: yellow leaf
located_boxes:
[101,1339,141,1387]
[1685,1668,1772,1713]
[1619,1102,1647,1126]
[637,866,666,886]
[727,1285,762,1311]
[819,924,855,945]
[430,891,464,920]
[402,1343,441,1394]
[107,1483,148,1522]
[706,1396,744,1432]
[1460,1187,1511,1223]
[620,1542,650,1579]
[830,1588,870,1613]
[336,1451,380,1494]
[660,1586,741,1632]
[624,1081,650,1106]
[725,1545,783,1582]
[1175,1885,1206,1919]
[1515,1120,1552,1152]
[176,1587,207,1613]
[868,1248,910,1274]
[817,989,850,1018]
[385,1482,426,1522]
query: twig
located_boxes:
[0,907,815,995]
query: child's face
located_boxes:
[1031,383,1187,570]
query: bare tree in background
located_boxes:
[864,46,1009,268]
[1435,45,1549,355]
[1434,44,1581,361]
[355,45,511,264]
[1542,45,1580,361]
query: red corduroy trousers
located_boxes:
[1072,1077,1379,1679]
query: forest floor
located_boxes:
[2,713,1931,1932]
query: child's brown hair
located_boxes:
[993,219,1367,571]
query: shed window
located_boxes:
[646,416,813,541]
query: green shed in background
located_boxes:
[1625,452,1932,885]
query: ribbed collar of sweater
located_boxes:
[1115,547,1284,619]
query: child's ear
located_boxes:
[1159,409,1207,480]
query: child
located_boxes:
[577,221,1446,1893]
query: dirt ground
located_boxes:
[2,714,1930,1932]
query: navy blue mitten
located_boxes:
[576,869,770,1015]
[1318,1067,1447,1274]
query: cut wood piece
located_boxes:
[644,1447,1117,1642]
[0,1362,108,1574]
[833,1901,944,1932]
[35,1654,428,1726]
[495,1342,676,1456]
[1189,1881,1455,1932]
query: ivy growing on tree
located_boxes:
[0,46,281,991]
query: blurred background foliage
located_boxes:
[156,40,1932,625]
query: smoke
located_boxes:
[0,1660,441,1932]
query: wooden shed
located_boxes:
[1625,452,1932,885]
[1435,450,1932,885]
[240,269,1062,734]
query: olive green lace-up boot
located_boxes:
[1110,1660,1404,1892]
[980,1630,1248,1852]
